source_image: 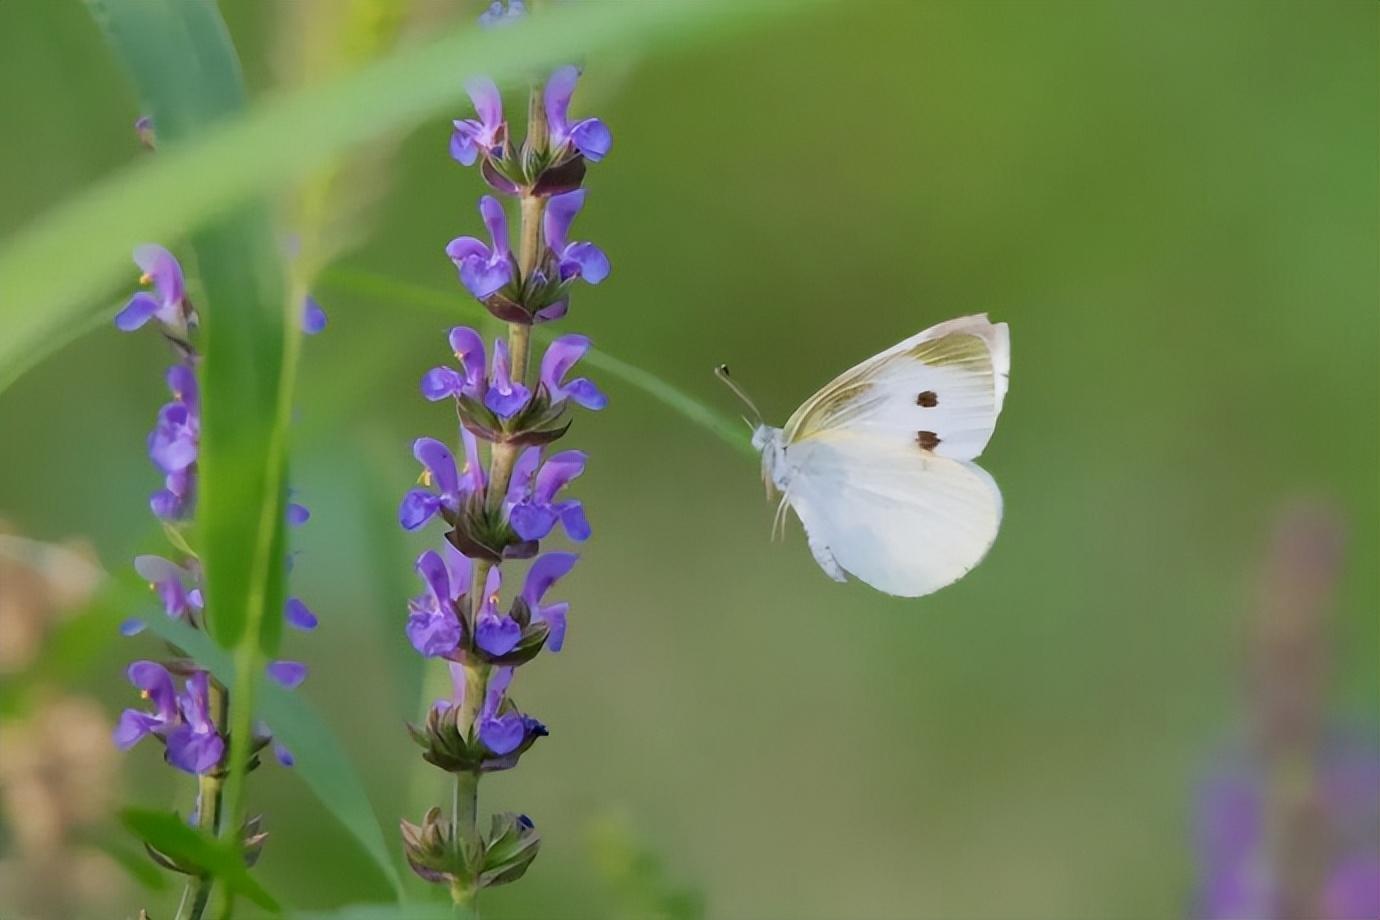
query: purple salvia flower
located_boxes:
[543,190,610,284]
[134,555,202,621]
[508,450,590,542]
[451,77,506,166]
[478,667,525,755]
[407,549,463,657]
[421,327,487,402]
[521,552,577,652]
[539,334,607,410]
[484,338,530,418]
[147,364,199,474]
[166,671,225,775]
[446,196,514,300]
[477,0,526,28]
[112,661,178,750]
[474,565,519,657]
[302,295,328,334]
[398,430,486,530]
[284,597,318,631]
[150,465,196,521]
[545,66,612,163]
[115,245,189,332]
[266,660,309,689]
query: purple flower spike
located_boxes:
[116,245,188,331]
[113,661,178,750]
[266,660,309,690]
[545,66,612,163]
[447,196,514,300]
[166,671,225,775]
[540,334,607,410]
[543,191,610,284]
[284,597,318,631]
[451,77,506,166]
[522,552,577,651]
[484,338,531,419]
[302,296,328,334]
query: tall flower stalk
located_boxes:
[400,63,610,909]
[112,134,326,917]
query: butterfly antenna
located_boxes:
[714,364,764,427]
[772,493,791,543]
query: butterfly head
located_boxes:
[752,424,790,498]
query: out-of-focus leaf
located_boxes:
[83,836,170,893]
[119,808,279,911]
[0,0,831,396]
[136,613,404,898]
[292,905,458,920]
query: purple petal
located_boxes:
[398,489,442,530]
[570,117,612,162]
[485,339,530,418]
[521,552,578,607]
[421,366,465,401]
[127,660,177,717]
[507,447,542,502]
[166,364,198,410]
[273,742,295,767]
[475,612,521,656]
[407,604,462,657]
[301,296,327,334]
[459,426,487,492]
[561,377,608,411]
[543,189,585,254]
[539,334,591,393]
[133,244,184,306]
[479,712,526,756]
[413,437,460,497]
[287,502,310,526]
[134,554,183,584]
[563,241,610,284]
[479,196,510,258]
[450,126,480,166]
[466,76,503,131]
[267,660,309,689]
[284,597,318,631]
[119,618,147,637]
[533,450,586,502]
[446,236,491,263]
[459,256,512,301]
[555,500,591,541]
[533,298,569,323]
[165,725,225,775]
[1322,854,1380,919]
[115,292,160,331]
[544,66,580,141]
[441,543,473,593]
[485,666,513,715]
[179,671,214,730]
[113,710,162,749]
[540,601,569,652]
[449,327,487,394]
[510,503,558,541]
[415,550,452,603]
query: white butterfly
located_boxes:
[723,314,1010,598]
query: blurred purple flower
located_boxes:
[545,66,611,163]
[166,671,225,774]
[301,295,328,334]
[446,196,513,300]
[539,334,606,410]
[134,554,203,622]
[451,77,506,166]
[543,190,609,284]
[113,661,178,750]
[266,660,309,690]
[284,597,318,631]
[116,245,189,332]
[477,0,525,28]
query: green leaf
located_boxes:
[136,613,405,897]
[82,836,170,893]
[0,0,830,395]
[120,808,279,911]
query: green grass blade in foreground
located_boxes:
[120,809,279,910]
[138,613,405,897]
[0,0,831,397]
[318,267,755,459]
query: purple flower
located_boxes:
[166,671,225,774]
[134,114,155,149]
[266,660,309,689]
[398,430,486,530]
[484,338,530,419]
[478,668,529,755]
[473,564,519,657]
[521,552,576,651]
[1322,854,1380,919]
[115,245,189,332]
[539,334,607,410]
[477,0,526,28]
[545,66,612,163]
[151,466,195,521]
[508,450,590,542]
[113,661,178,750]
[451,77,506,166]
[301,296,328,334]
[284,597,318,631]
[447,196,514,300]
[421,326,489,402]
[543,190,609,284]
[287,501,311,526]
[134,555,203,621]
[406,549,464,657]
[148,365,199,474]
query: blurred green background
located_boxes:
[1,1,1376,918]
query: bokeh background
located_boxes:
[1,2,1376,918]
